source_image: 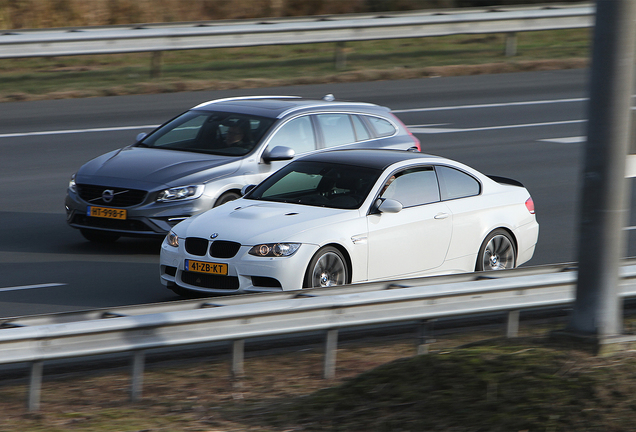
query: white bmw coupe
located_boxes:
[160,149,538,296]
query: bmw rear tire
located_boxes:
[476,229,516,271]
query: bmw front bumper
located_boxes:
[160,237,319,294]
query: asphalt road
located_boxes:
[1,68,632,318]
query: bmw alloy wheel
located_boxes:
[478,230,516,271]
[305,247,348,288]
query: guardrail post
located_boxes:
[506,310,520,338]
[323,329,338,379]
[27,361,43,411]
[505,32,517,56]
[231,339,245,378]
[130,350,145,402]
[416,319,436,355]
[334,42,348,70]
[150,51,163,78]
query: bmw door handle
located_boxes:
[434,212,449,220]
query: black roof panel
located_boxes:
[295,149,443,171]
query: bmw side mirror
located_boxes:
[377,198,403,214]
[262,146,295,163]
[136,132,147,142]
[241,184,256,196]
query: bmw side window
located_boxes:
[316,114,356,148]
[267,116,316,155]
[436,166,481,200]
[380,167,440,208]
[365,115,396,137]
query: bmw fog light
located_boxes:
[249,243,300,257]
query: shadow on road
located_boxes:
[0,211,163,256]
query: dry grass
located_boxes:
[0,0,452,29]
[3,323,636,431]
[0,338,425,431]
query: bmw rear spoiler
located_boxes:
[487,175,525,188]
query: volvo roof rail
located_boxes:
[193,95,302,109]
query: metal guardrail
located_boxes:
[0,262,577,328]
[5,258,636,411]
[0,4,593,60]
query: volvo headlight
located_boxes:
[166,231,180,247]
[68,174,77,193]
[249,243,300,257]
[157,185,204,202]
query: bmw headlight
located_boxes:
[68,174,77,193]
[249,243,300,257]
[166,231,180,247]
[157,185,204,202]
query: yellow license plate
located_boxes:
[185,260,228,275]
[87,206,127,220]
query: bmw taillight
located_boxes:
[525,197,535,214]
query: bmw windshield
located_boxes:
[247,161,382,209]
[137,110,276,156]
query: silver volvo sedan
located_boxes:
[65,95,421,242]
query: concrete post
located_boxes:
[569,0,636,339]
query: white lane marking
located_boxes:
[0,96,600,138]
[0,283,67,292]
[540,136,586,143]
[408,119,586,134]
[0,95,620,138]
[393,97,588,113]
[409,127,462,133]
[0,124,158,138]
[0,98,588,138]
[407,123,450,128]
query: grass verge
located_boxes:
[2,323,636,431]
[0,28,590,102]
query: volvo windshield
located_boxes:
[138,111,276,156]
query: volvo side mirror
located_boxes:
[241,184,256,196]
[262,146,295,163]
